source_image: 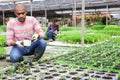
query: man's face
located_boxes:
[15,8,27,22]
[55,21,60,26]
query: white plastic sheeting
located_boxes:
[0,0,120,11]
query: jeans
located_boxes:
[10,39,46,62]
[46,30,55,40]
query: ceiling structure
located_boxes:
[0,0,120,19]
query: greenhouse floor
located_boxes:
[0,40,119,80]
[0,41,80,70]
[0,40,107,70]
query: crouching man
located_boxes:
[6,4,46,69]
[46,19,61,41]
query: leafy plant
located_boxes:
[0,35,6,47]
[54,37,120,78]
[91,25,105,30]
[101,25,120,36]
[0,25,6,32]
[104,25,120,31]
[57,31,110,44]
[0,47,6,58]
[60,27,80,31]
[42,27,47,32]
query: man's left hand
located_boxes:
[32,34,39,41]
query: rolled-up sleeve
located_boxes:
[6,22,14,45]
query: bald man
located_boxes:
[6,4,46,66]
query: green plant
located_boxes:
[57,31,110,44]
[0,25,6,32]
[54,37,120,77]
[60,27,80,31]
[42,27,47,32]
[0,47,6,58]
[0,35,6,47]
[91,25,105,30]
[0,71,4,79]
[100,25,120,36]
[104,25,120,31]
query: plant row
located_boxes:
[0,35,7,58]
[91,25,120,36]
[54,37,120,78]
[57,31,110,44]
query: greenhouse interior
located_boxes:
[0,0,120,80]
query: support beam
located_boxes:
[2,10,5,25]
[45,8,47,27]
[106,4,109,25]
[30,0,33,16]
[73,0,76,27]
[81,0,85,47]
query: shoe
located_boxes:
[23,56,33,63]
[33,49,44,62]
[24,55,39,62]
[52,38,55,41]
[33,53,40,62]
[52,37,56,41]
[48,39,54,42]
[32,58,39,62]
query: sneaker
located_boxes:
[52,38,55,41]
[33,49,44,62]
[32,58,39,62]
[48,39,54,42]
[33,53,40,62]
[23,55,34,63]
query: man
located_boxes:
[6,4,46,67]
[46,19,60,41]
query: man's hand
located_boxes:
[16,41,24,47]
[54,31,61,35]
[57,31,61,35]
[32,34,39,41]
[54,31,57,35]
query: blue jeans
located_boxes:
[10,39,46,62]
[46,30,55,40]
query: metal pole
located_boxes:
[45,8,47,27]
[73,0,76,27]
[81,0,85,47]
[30,0,33,16]
[106,4,108,25]
[2,10,5,25]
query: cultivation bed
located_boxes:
[0,38,120,80]
[0,44,77,72]
[0,61,118,80]
[0,59,11,70]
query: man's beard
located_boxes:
[18,18,25,22]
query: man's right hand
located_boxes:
[16,41,24,47]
